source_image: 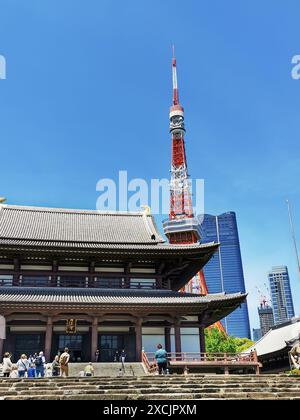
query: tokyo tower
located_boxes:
[163,48,225,333]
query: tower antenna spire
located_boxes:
[286,199,300,281]
[172,45,179,105]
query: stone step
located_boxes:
[68,362,147,377]
[1,374,299,401]
[2,378,300,384]
[2,374,298,382]
[3,392,300,401]
[0,388,287,396]
[4,380,300,387]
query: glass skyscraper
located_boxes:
[199,212,251,338]
[268,266,295,325]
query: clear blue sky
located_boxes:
[0,0,299,332]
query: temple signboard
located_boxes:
[66,319,77,334]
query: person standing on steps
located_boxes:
[95,349,100,362]
[35,351,46,378]
[154,344,168,375]
[114,350,119,362]
[52,355,60,377]
[9,365,18,378]
[120,349,126,371]
[27,364,36,378]
[2,352,13,378]
[59,347,70,377]
[17,354,30,378]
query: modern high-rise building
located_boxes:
[199,212,251,338]
[268,266,295,325]
[258,304,274,336]
[252,328,262,342]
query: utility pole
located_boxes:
[286,199,300,281]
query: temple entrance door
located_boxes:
[99,334,125,362]
[57,334,85,362]
[13,334,45,363]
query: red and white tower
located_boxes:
[163,47,201,245]
[163,48,226,333]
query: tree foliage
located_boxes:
[205,327,254,354]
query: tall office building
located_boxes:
[252,328,262,342]
[199,212,251,338]
[258,304,274,336]
[268,266,295,325]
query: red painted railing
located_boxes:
[142,351,260,374]
[142,351,157,373]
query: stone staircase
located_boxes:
[0,374,300,400]
[68,362,147,377]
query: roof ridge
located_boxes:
[1,204,148,216]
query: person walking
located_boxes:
[84,362,94,377]
[95,349,100,362]
[2,352,13,378]
[120,349,126,364]
[120,349,126,371]
[154,344,168,375]
[34,351,46,378]
[52,355,60,377]
[59,347,70,377]
[17,354,30,378]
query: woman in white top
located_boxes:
[2,352,13,378]
[16,354,30,378]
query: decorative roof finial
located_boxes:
[141,205,151,216]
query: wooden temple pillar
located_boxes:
[174,320,182,358]
[45,317,53,362]
[0,338,4,358]
[0,314,5,357]
[164,327,171,353]
[91,317,98,362]
[13,258,20,286]
[199,326,206,354]
[135,318,143,362]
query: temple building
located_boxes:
[0,205,246,362]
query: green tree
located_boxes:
[234,337,254,353]
[205,327,254,354]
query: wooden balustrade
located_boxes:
[142,351,261,375]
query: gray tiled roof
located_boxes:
[0,205,218,255]
[0,237,217,252]
[0,205,164,246]
[0,287,246,306]
[246,319,300,357]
